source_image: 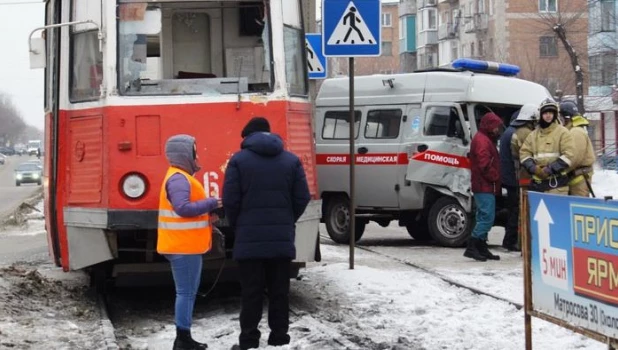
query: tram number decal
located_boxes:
[203,171,220,198]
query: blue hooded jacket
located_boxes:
[222,132,311,260]
[499,111,519,188]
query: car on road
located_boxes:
[24,160,42,169]
[0,153,5,165]
[0,146,15,156]
[15,162,43,186]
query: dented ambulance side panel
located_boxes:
[403,103,472,205]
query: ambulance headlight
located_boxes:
[452,58,521,76]
[121,173,147,199]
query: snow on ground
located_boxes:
[116,243,605,350]
[590,167,618,199]
[2,171,618,349]
[0,263,106,350]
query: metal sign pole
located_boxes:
[521,189,532,350]
[349,57,355,270]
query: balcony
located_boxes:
[419,0,437,9]
[438,22,458,40]
[464,13,488,33]
[417,30,438,47]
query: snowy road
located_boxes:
[0,155,42,218]
[1,169,617,349]
[104,222,605,350]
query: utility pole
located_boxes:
[303,0,318,112]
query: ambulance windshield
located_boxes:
[117,1,273,96]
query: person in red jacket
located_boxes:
[464,112,504,262]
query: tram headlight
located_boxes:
[121,173,147,199]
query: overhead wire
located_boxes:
[0,1,44,5]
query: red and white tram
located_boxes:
[29,0,320,282]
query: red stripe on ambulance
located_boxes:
[411,150,470,169]
[316,153,409,165]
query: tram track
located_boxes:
[319,234,524,311]
[96,291,120,350]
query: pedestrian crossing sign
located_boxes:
[323,0,381,57]
[305,33,328,79]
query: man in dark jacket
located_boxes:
[499,110,520,252]
[223,117,311,350]
[465,112,504,262]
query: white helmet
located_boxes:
[511,103,539,126]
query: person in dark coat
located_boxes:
[223,117,311,350]
[465,112,504,262]
[499,110,520,252]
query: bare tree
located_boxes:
[520,0,589,113]
[0,93,26,146]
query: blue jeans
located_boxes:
[471,193,495,240]
[165,254,203,330]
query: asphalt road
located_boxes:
[0,154,48,265]
[0,154,42,217]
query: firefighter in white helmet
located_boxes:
[511,104,539,189]
[498,103,538,252]
[559,100,596,197]
[519,98,575,194]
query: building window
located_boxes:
[382,13,392,27]
[601,0,616,32]
[471,42,475,57]
[478,40,484,56]
[539,36,558,57]
[420,8,437,31]
[382,41,393,56]
[476,0,485,14]
[399,17,405,40]
[539,0,557,13]
[590,54,617,86]
[451,46,458,60]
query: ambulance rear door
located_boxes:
[405,103,471,197]
[355,106,406,208]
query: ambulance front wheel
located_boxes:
[324,196,366,244]
[427,197,472,247]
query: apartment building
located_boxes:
[401,0,589,97]
[588,0,617,98]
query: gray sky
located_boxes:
[0,1,45,130]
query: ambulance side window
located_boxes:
[425,106,465,141]
[364,109,402,139]
[322,111,361,139]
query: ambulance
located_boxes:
[315,59,552,247]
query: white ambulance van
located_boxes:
[315,59,552,247]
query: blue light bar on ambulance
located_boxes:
[451,58,521,76]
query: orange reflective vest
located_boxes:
[157,167,212,254]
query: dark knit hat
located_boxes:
[241,117,270,138]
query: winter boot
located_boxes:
[463,238,487,261]
[478,240,500,260]
[173,328,208,350]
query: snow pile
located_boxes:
[591,168,618,199]
[0,200,45,237]
[0,264,107,350]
